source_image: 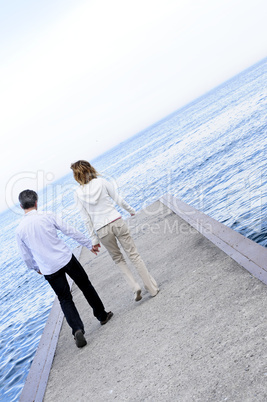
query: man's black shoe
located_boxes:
[74,329,87,348]
[100,311,113,325]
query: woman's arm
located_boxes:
[74,192,100,245]
[104,179,136,215]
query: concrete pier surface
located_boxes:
[22,196,267,401]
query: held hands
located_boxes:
[91,243,101,255]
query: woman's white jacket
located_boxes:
[74,177,135,245]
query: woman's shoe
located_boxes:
[134,289,142,301]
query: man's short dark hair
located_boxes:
[19,190,38,209]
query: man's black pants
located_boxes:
[44,254,108,335]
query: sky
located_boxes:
[1,0,266,212]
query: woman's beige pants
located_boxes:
[97,218,159,296]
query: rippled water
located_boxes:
[0,58,266,401]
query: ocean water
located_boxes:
[0,58,266,401]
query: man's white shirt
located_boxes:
[16,210,92,275]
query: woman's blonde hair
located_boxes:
[70,160,99,185]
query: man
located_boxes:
[16,189,113,348]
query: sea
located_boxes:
[0,57,266,401]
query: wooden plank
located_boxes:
[19,299,64,402]
[160,194,267,285]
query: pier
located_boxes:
[20,195,267,401]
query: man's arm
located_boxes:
[52,214,98,252]
[16,233,42,274]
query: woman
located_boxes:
[70,160,159,301]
